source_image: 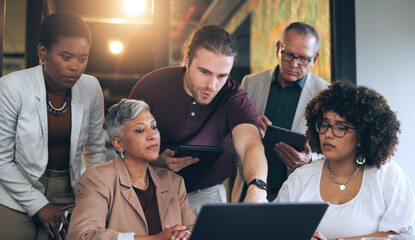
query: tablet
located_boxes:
[174,145,224,168]
[263,125,306,152]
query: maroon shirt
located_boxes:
[47,89,71,170]
[129,67,258,192]
[133,177,162,235]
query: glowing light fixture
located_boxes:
[110,18,124,24]
[109,41,123,54]
[124,0,146,15]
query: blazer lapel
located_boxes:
[256,69,274,115]
[148,167,172,226]
[291,73,314,132]
[35,66,48,142]
[69,86,84,166]
[115,158,148,226]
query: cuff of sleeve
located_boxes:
[310,152,324,162]
[26,195,50,217]
[117,232,135,240]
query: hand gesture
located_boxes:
[274,140,312,169]
[258,116,272,139]
[152,149,199,172]
[36,203,68,240]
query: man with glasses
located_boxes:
[232,22,329,202]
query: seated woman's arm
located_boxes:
[69,164,195,240]
[312,231,397,240]
[377,162,415,235]
[68,166,128,240]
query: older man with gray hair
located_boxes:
[232,22,329,202]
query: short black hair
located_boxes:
[39,11,91,49]
[305,80,400,167]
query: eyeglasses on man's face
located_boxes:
[315,121,356,138]
[280,44,316,66]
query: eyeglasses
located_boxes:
[315,121,356,138]
[280,44,315,66]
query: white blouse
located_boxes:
[275,158,415,240]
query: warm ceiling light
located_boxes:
[124,0,146,15]
[109,41,123,54]
[110,18,124,24]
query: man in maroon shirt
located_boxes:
[129,25,268,215]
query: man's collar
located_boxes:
[273,65,306,88]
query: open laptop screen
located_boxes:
[189,202,328,240]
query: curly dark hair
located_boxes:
[304,80,400,167]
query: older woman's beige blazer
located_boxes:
[68,157,196,240]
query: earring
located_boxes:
[120,150,125,160]
[356,150,366,165]
[39,60,44,66]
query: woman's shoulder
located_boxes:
[75,74,100,89]
[295,158,325,175]
[365,160,406,178]
[0,66,41,88]
[150,166,183,182]
[364,160,414,195]
[72,74,103,104]
[81,161,117,181]
[286,158,324,185]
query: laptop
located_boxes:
[189,202,328,240]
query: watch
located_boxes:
[248,178,268,191]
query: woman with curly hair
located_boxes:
[275,80,415,239]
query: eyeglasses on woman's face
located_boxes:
[315,121,356,138]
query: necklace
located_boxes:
[47,89,70,116]
[326,160,361,190]
[132,172,149,190]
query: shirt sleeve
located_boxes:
[378,161,415,235]
[68,168,121,240]
[0,76,49,216]
[117,232,135,240]
[82,78,107,168]
[226,85,259,130]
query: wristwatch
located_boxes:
[248,178,268,191]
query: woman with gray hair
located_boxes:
[69,99,195,240]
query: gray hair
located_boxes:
[104,98,150,140]
[282,22,320,54]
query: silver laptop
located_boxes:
[189,202,328,240]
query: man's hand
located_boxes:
[274,140,312,169]
[36,203,68,240]
[244,184,268,203]
[258,115,272,138]
[151,149,199,172]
